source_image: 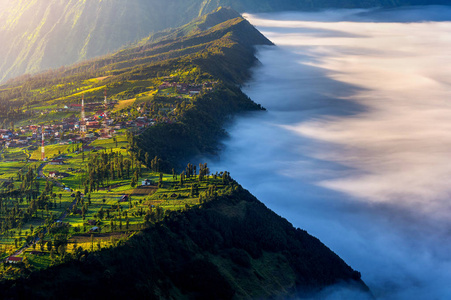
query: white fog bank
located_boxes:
[203,6,451,300]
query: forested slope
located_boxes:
[0,184,369,299]
[0,8,269,119]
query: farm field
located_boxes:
[0,10,244,281]
[0,134,230,280]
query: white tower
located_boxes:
[102,89,110,137]
[80,94,86,134]
[104,89,108,111]
[41,129,45,161]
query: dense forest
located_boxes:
[0,182,369,299]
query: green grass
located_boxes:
[2,148,28,162]
[0,18,248,273]
[26,252,52,270]
[0,161,27,179]
[112,98,136,112]
[0,134,233,281]
[89,135,128,149]
[19,111,74,126]
[0,135,204,268]
[30,144,69,160]
[28,104,58,111]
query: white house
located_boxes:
[142,179,152,186]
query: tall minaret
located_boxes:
[41,128,45,161]
[102,89,109,137]
[80,94,86,134]
[104,89,108,111]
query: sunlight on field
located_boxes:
[30,144,69,160]
[113,98,136,112]
[1,148,28,162]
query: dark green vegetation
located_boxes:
[0,0,447,83]
[0,183,368,299]
[137,86,262,170]
[0,7,371,299]
[0,7,269,168]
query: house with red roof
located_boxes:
[6,256,23,264]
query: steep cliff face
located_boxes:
[0,186,369,299]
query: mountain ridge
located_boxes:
[0,183,370,299]
[0,8,371,298]
[0,0,449,83]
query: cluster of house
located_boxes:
[65,101,117,112]
[0,122,88,150]
[0,115,157,152]
[113,117,155,130]
[0,129,30,149]
[158,81,216,96]
[1,82,203,155]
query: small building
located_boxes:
[86,121,100,128]
[120,195,129,202]
[189,88,202,95]
[49,171,69,178]
[142,179,152,186]
[136,122,147,128]
[89,226,99,232]
[6,256,23,264]
[50,159,65,165]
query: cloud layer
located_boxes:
[203,7,451,299]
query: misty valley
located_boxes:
[209,6,451,299]
[0,2,450,300]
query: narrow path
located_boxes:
[37,161,48,178]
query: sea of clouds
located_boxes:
[202,6,451,299]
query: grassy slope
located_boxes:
[0,8,271,104]
[0,0,207,82]
[1,0,447,82]
[134,14,272,168]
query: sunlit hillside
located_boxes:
[0,0,446,83]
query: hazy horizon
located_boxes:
[203,6,451,299]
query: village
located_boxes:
[0,78,224,274]
[0,98,148,154]
[0,80,217,159]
